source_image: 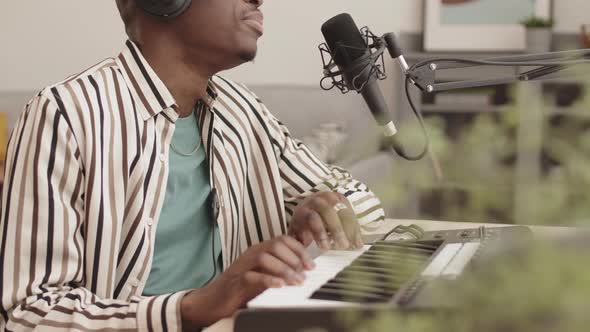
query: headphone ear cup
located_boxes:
[135,0,192,19]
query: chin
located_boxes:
[237,47,258,63]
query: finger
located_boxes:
[242,271,284,301]
[335,192,353,209]
[255,252,305,285]
[292,207,330,251]
[322,193,358,247]
[288,211,316,248]
[337,206,363,250]
[297,230,315,248]
[288,227,312,247]
[244,270,285,289]
[333,193,363,249]
[278,235,316,270]
[238,271,284,307]
[265,237,306,272]
[311,197,350,249]
[304,208,331,251]
[355,231,364,250]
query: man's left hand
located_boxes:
[288,192,363,251]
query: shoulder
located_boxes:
[36,57,121,111]
[46,57,119,93]
[17,56,125,144]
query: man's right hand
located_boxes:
[180,235,315,330]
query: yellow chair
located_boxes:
[0,112,8,185]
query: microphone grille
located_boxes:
[321,13,368,67]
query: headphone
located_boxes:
[135,0,192,19]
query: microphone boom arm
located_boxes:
[317,20,590,162]
[406,49,590,93]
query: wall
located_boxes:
[553,0,588,33]
[223,0,423,86]
[229,0,588,86]
[0,1,422,91]
[0,0,587,91]
[0,1,126,92]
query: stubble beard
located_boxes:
[238,49,257,63]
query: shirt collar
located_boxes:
[115,40,219,121]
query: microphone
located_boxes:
[209,187,220,224]
[320,13,408,158]
[384,33,410,74]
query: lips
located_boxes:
[243,10,264,35]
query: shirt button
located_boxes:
[146,218,154,226]
[129,278,140,287]
[159,154,166,162]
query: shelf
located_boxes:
[406,52,524,61]
[421,104,589,116]
[539,77,589,84]
[421,104,507,114]
[547,107,590,117]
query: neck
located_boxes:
[137,36,218,118]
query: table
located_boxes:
[203,218,582,332]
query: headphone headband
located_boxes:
[135,0,192,19]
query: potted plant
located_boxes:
[521,16,554,53]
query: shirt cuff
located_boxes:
[137,290,191,332]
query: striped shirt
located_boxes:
[0,40,384,331]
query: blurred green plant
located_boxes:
[322,71,590,332]
[521,16,555,28]
[377,75,590,227]
[332,240,590,332]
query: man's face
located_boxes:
[173,0,264,66]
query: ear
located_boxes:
[116,0,134,16]
[116,0,139,38]
[135,0,192,19]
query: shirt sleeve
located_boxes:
[0,94,187,332]
[255,98,386,232]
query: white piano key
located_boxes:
[420,243,462,277]
[442,242,481,278]
[247,246,369,309]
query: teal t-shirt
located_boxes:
[143,111,222,296]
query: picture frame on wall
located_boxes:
[424,0,553,52]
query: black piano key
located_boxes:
[321,281,393,298]
[359,249,424,257]
[352,253,428,266]
[343,264,416,278]
[308,240,443,304]
[311,287,390,303]
[334,269,412,288]
[371,241,438,250]
[346,263,419,277]
[374,241,440,251]
[352,253,428,270]
[338,263,414,277]
[323,276,399,292]
[365,249,432,261]
[369,244,435,256]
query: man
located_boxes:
[0,0,384,330]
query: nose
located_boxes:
[246,0,263,8]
